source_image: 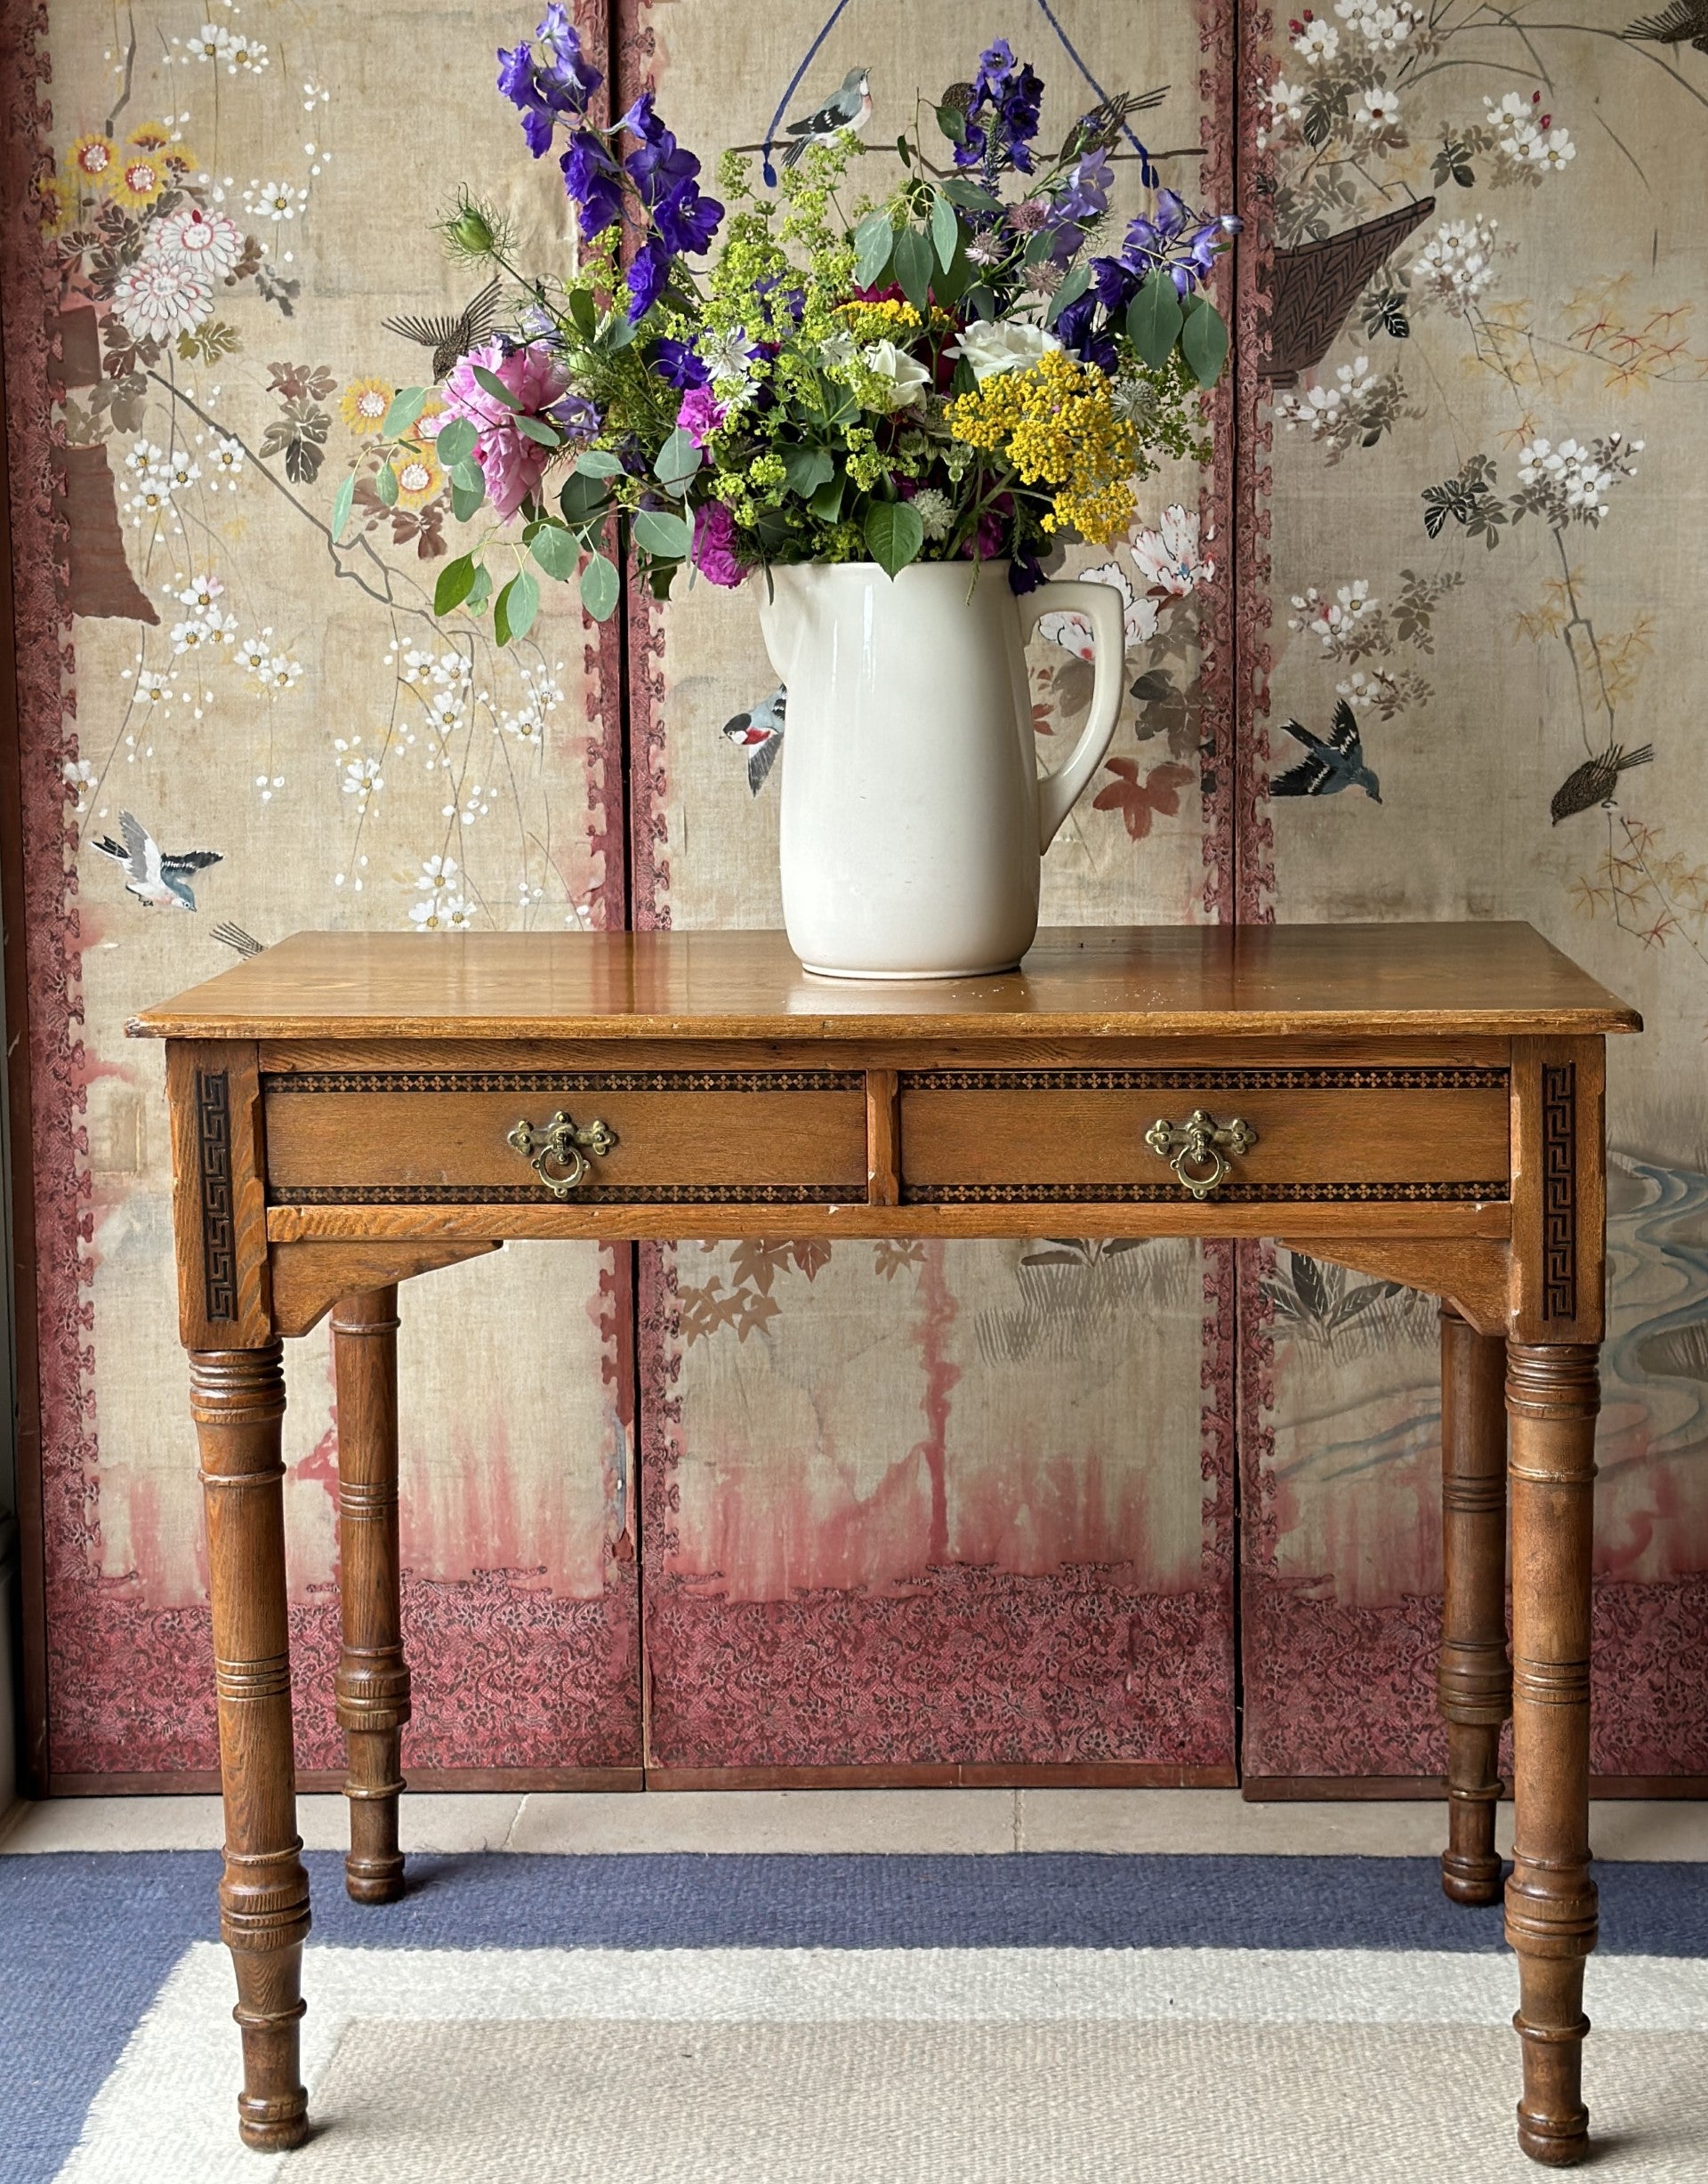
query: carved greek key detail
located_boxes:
[1542,1061,1577,1323]
[903,1180,1508,1206]
[197,1068,238,1321]
[274,1182,851,1206]
[264,1069,862,1094]
[904,1068,1508,1092]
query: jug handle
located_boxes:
[1021,579,1128,853]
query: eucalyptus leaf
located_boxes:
[530,525,578,579]
[932,227,971,310]
[435,416,477,469]
[379,386,426,438]
[507,566,540,640]
[514,413,562,447]
[941,177,1001,214]
[568,290,598,341]
[1044,263,1091,329]
[930,192,959,273]
[653,427,701,496]
[892,226,933,311]
[330,471,355,543]
[464,565,492,612]
[632,507,693,560]
[863,496,924,578]
[451,456,485,494]
[1180,297,1229,386]
[783,445,834,499]
[896,133,912,167]
[375,461,399,508]
[433,553,479,615]
[471,362,523,411]
[1126,271,1184,370]
[853,210,894,291]
[575,447,625,478]
[451,476,486,524]
[935,101,968,146]
[560,470,608,522]
[580,550,620,622]
[493,577,515,649]
[603,310,639,351]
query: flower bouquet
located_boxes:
[348,9,1237,640]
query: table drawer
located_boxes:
[262,1069,867,1204]
[898,1067,1510,1205]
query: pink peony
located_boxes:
[439,338,570,520]
[675,386,727,447]
[691,499,745,589]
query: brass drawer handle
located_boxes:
[1144,1108,1257,1200]
[507,1111,617,1198]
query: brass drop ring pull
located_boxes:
[507,1111,617,1198]
[1143,1108,1257,1201]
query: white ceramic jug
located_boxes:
[758,560,1126,979]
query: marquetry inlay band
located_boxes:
[264,1069,863,1093]
[274,1182,855,1205]
[902,1180,1509,1206]
[903,1067,1510,1092]
[197,1068,238,1322]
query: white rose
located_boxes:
[859,339,932,410]
[947,319,1062,382]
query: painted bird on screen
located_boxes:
[1550,742,1655,823]
[1624,2,1708,53]
[382,274,504,382]
[1270,701,1382,803]
[723,686,787,794]
[93,810,222,909]
[781,67,873,166]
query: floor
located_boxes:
[5,1786,1708,1858]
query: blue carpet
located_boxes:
[4,1851,1703,2184]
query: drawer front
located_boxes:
[263,1069,867,1203]
[898,1067,1510,1203]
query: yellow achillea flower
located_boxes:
[341,377,394,432]
[947,349,1140,546]
[66,133,118,188]
[833,297,922,343]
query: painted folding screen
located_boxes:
[1239,0,1708,1782]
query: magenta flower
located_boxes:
[691,499,746,589]
[675,387,727,447]
[439,338,569,520]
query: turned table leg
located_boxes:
[333,1286,410,1905]
[193,1344,311,2151]
[1438,1304,1512,1906]
[1505,1342,1599,2166]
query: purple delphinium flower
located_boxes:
[618,93,724,259]
[955,39,1045,176]
[546,390,601,441]
[560,128,624,239]
[654,179,723,256]
[626,237,671,321]
[1111,196,1240,297]
[497,7,602,158]
[653,336,710,389]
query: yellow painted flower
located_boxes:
[111,152,168,210]
[66,133,118,188]
[394,449,443,506]
[36,174,76,231]
[126,122,200,182]
[340,377,393,433]
[125,121,173,155]
[947,349,1140,546]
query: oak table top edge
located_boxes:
[127,923,1644,1043]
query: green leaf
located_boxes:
[450,474,486,523]
[465,565,492,612]
[435,416,477,469]
[379,386,426,438]
[941,177,1001,214]
[963,282,997,322]
[896,133,913,167]
[853,211,894,291]
[932,226,971,309]
[1180,297,1229,387]
[863,496,924,578]
[508,566,540,639]
[471,362,522,411]
[653,427,701,496]
[514,412,561,446]
[1126,271,1184,370]
[632,507,692,560]
[783,446,834,499]
[930,192,959,273]
[375,460,399,507]
[892,226,933,311]
[530,524,578,579]
[433,553,479,615]
[568,290,598,342]
[808,472,845,526]
[493,576,514,648]
[603,309,640,351]
[935,101,968,146]
[560,469,608,522]
[330,471,355,543]
[1044,263,1092,329]
[451,455,484,493]
[575,448,624,480]
[580,550,620,622]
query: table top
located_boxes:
[129,925,1641,1044]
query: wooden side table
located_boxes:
[132,923,1640,2164]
